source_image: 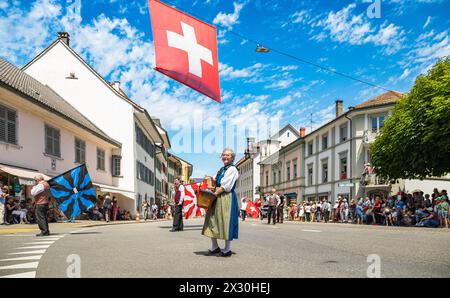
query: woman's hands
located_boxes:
[214,187,225,197]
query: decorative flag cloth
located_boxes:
[254,198,263,208]
[48,164,96,220]
[183,180,208,219]
[148,0,221,102]
[245,200,260,218]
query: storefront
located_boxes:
[93,182,135,217]
[318,193,330,202]
[0,164,51,201]
[283,192,298,205]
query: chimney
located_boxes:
[58,32,70,46]
[111,81,121,92]
[335,99,343,117]
[300,127,306,138]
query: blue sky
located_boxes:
[1,0,449,178]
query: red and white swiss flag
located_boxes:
[246,200,260,219]
[148,0,221,102]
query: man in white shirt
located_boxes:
[171,178,185,232]
[240,197,248,221]
[151,202,158,220]
[31,175,51,236]
[267,188,280,225]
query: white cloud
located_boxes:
[213,2,245,30]
[0,0,62,64]
[311,4,406,54]
[219,62,263,80]
[273,95,293,106]
[0,1,8,10]
[265,78,296,90]
[291,10,309,24]
[423,16,432,29]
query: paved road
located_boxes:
[1,219,449,278]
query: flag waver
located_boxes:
[183,180,208,219]
[48,164,96,220]
[148,0,221,102]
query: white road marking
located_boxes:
[301,229,322,233]
[15,245,50,249]
[34,237,62,241]
[0,261,39,270]
[0,233,67,278]
[0,255,42,262]
[8,250,46,255]
[25,241,55,245]
[1,234,35,237]
[0,271,36,278]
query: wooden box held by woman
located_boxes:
[201,148,239,257]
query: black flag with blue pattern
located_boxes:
[48,164,96,219]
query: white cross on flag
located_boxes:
[148,0,221,102]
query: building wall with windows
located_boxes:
[235,156,254,204]
[134,120,156,210]
[0,79,120,195]
[302,92,450,203]
[260,138,305,204]
[22,37,164,216]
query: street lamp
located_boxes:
[255,44,270,53]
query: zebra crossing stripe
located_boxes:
[0,271,36,278]
[8,250,46,255]
[0,255,42,262]
[15,245,50,249]
[0,261,39,270]
[25,241,55,245]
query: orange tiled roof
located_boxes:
[354,91,403,109]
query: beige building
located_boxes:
[259,134,305,204]
[0,57,123,205]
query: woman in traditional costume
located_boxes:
[202,148,239,257]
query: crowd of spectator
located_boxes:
[286,188,449,228]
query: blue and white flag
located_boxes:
[48,164,96,219]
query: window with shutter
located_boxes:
[0,105,17,144]
[45,125,60,157]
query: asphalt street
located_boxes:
[0,218,449,278]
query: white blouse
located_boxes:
[219,166,239,192]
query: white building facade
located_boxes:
[235,125,300,202]
[22,33,164,216]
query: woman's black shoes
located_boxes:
[207,247,221,255]
[220,251,232,257]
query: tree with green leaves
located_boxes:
[371,57,450,180]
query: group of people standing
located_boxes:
[0,175,53,236]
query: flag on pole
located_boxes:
[48,164,96,220]
[148,0,221,102]
[245,200,260,218]
[183,180,208,219]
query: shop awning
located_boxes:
[0,164,51,185]
[92,182,135,199]
[284,192,298,198]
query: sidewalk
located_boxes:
[0,218,169,234]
